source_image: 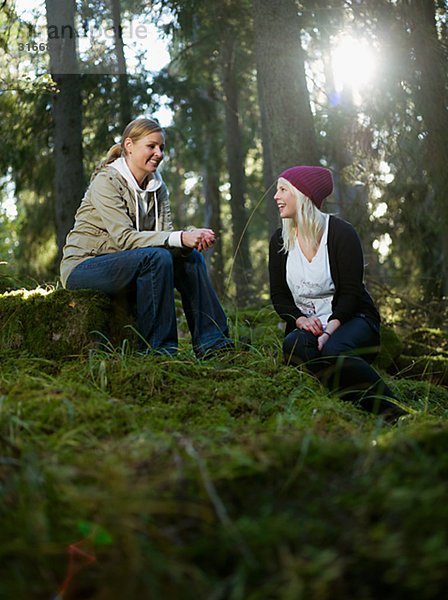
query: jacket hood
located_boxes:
[108,157,163,232]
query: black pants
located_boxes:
[283,317,400,415]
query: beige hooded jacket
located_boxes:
[60,160,183,287]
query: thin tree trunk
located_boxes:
[202,150,224,296]
[257,81,279,237]
[253,0,319,236]
[201,83,224,296]
[111,0,132,128]
[221,37,252,306]
[45,0,85,261]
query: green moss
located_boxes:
[0,288,113,358]
[396,354,448,386]
[403,328,448,357]
[392,378,448,415]
[376,324,404,369]
[1,306,448,599]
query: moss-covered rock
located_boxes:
[0,288,117,358]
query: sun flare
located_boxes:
[331,35,377,102]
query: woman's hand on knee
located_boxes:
[317,319,340,351]
[182,228,215,250]
[296,316,323,336]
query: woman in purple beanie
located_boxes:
[269,165,405,420]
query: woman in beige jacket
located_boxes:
[60,117,232,356]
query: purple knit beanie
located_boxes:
[279,166,333,209]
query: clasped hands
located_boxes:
[296,315,337,352]
[182,228,216,251]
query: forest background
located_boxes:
[1,0,447,306]
[2,2,448,599]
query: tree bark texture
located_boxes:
[46,0,85,261]
[409,0,448,296]
[111,0,132,129]
[221,37,252,306]
[253,0,320,236]
[202,127,224,297]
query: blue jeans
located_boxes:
[283,317,399,414]
[66,248,232,356]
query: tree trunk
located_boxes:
[410,0,448,296]
[221,37,252,306]
[111,0,132,129]
[45,0,85,261]
[202,123,224,296]
[256,79,279,237]
[202,161,224,297]
[253,0,320,236]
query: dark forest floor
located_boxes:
[1,297,448,599]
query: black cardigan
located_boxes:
[269,215,380,335]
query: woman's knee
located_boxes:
[182,248,205,268]
[283,330,313,362]
[321,339,345,358]
[322,318,379,360]
[283,332,297,356]
[139,247,173,271]
[321,339,378,362]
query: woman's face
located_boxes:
[125,131,165,182]
[274,181,297,219]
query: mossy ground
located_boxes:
[1,301,448,599]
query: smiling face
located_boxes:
[274,178,297,219]
[124,131,165,185]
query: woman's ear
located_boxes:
[123,137,133,154]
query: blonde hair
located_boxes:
[279,177,326,253]
[93,117,163,177]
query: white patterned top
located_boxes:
[286,214,335,327]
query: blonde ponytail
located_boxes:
[91,143,123,180]
[104,143,123,165]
